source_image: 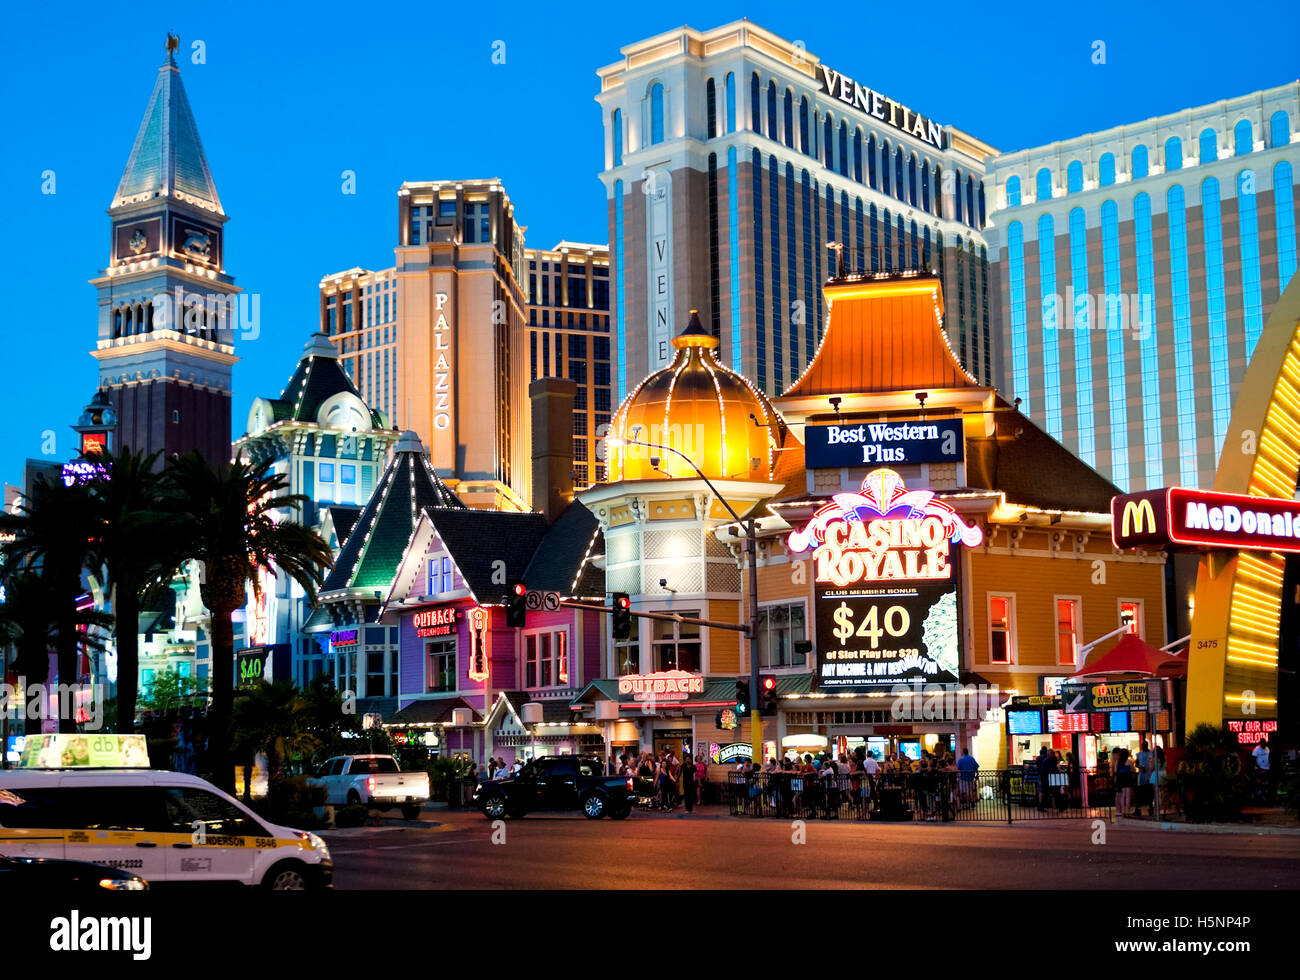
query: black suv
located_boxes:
[474,756,635,820]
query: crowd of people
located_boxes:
[1028,741,1167,816]
[614,750,706,812]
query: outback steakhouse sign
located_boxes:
[414,606,459,637]
[617,671,705,701]
[1113,487,1300,553]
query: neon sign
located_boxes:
[467,606,489,682]
[1112,486,1300,553]
[414,605,458,637]
[617,670,704,701]
[1225,719,1277,744]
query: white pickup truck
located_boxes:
[308,755,429,821]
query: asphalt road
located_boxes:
[323,807,1300,889]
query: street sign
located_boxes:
[525,590,561,611]
[1145,680,1164,712]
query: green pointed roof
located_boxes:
[321,432,467,595]
[270,333,385,427]
[113,40,222,213]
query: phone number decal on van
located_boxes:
[98,859,144,870]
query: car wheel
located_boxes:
[582,794,607,819]
[481,794,507,820]
[346,790,361,807]
[401,805,421,821]
[262,861,313,891]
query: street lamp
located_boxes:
[624,427,766,766]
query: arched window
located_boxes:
[897,214,905,270]
[1164,136,1182,171]
[870,203,879,271]
[966,176,976,227]
[1131,144,1148,179]
[1234,119,1253,157]
[933,166,943,217]
[650,83,664,145]
[909,154,918,206]
[612,109,623,166]
[1098,153,1115,187]
[1199,127,1217,164]
[881,140,891,195]
[953,169,963,224]
[894,149,904,201]
[799,97,809,153]
[868,135,878,188]
[1005,174,1021,207]
[1271,110,1291,148]
[1067,160,1083,193]
[766,81,778,142]
[725,73,736,133]
[1276,161,1297,290]
[853,129,863,183]
[978,182,986,228]
[923,226,932,269]
[824,116,834,170]
[1036,167,1052,202]
[910,219,919,269]
[705,79,717,140]
[882,207,891,272]
[923,162,933,212]
[750,73,761,135]
[838,121,849,178]
[783,89,794,148]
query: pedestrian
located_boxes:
[1136,740,1154,817]
[682,752,696,812]
[1115,750,1135,817]
[695,754,708,805]
[1035,746,1051,810]
[956,748,978,808]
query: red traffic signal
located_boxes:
[759,675,779,716]
[513,582,526,596]
[616,595,630,609]
[762,676,776,691]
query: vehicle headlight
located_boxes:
[307,832,331,861]
[99,877,148,891]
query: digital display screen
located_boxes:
[1109,711,1130,732]
[1007,710,1043,735]
[899,741,921,761]
[1047,710,1089,733]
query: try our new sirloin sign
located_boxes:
[805,419,963,469]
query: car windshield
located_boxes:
[350,757,399,774]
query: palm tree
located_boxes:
[0,475,103,733]
[162,453,332,792]
[230,680,324,801]
[83,448,186,734]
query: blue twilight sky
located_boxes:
[1,0,1297,485]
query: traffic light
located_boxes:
[611,592,631,640]
[505,581,527,628]
[760,675,779,716]
[735,679,750,715]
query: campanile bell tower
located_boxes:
[88,34,239,463]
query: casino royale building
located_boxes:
[568,272,1166,774]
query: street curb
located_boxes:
[1151,820,1300,837]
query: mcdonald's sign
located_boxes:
[1111,490,1169,549]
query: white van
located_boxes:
[0,768,332,889]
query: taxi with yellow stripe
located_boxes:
[0,769,331,890]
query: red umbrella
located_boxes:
[1070,632,1185,678]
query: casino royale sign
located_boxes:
[804,419,963,469]
[1112,487,1300,554]
[788,469,982,691]
[817,65,945,149]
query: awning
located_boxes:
[782,734,828,750]
[386,697,479,726]
[1071,633,1186,678]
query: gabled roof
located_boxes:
[113,45,222,213]
[268,334,385,428]
[426,508,549,603]
[521,501,604,597]
[782,274,979,397]
[322,505,363,546]
[320,432,466,596]
[387,696,478,726]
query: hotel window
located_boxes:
[783,89,793,148]
[1101,200,1129,489]
[1168,184,1197,485]
[1164,136,1182,171]
[966,176,976,228]
[756,602,806,668]
[853,129,863,182]
[799,97,809,154]
[909,154,917,205]
[1119,600,1143,637]
[1038,212,1062,439]
[1275,162,1297,291]
[1099,153,1115,187]
[953,169,963,224]
[1069,207,1095,465]
[653,615,700,673]
[1199,127,1218,164]
[439,199,456,218]
[612,109,623,166]
[650,83,664,144]
[882,208,891,272]
[752,149,766,389]
[868,135,877,188]
[706,78,716,140]
[978,183,986,228]
[1238,169,1264,356]
[989,595,1015,664]
[838,121,849,178]
[881,140,890,195]
[366,650,386,698]
[769,154,783,389]
[725,73,736,134]
[426,639,456,693]
[923,163,933,211]
[1201,177,1230,453]
[895,150,904,201]
[1271,110,1290,148]
[824,117,834,170]
[1134,192,1163,488]
[1132,144,1148,178]
[1036,167,1052,201]
[1234,119,1253,157]
[1005,175,1021,207]
[614,618,639,676]
[1067,160,1083,193]
[767,81,778,143]
[750,73,761,135]
[1056,598,1081,667]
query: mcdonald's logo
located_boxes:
[1122,499,1156,537]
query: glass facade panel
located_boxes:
[1099,154,1115,187]
[1008,221,1028,413]
[1234,119,1253,157]
[1036,167,1052,202]
[1238,169,1264,356]
[1201,177,1231,454]
[1132,145,1148,179]
[1199,127,1217,164]
[1134,192,1162,488]
[1038,214,1062,439]
[1166,185,1197,485]
[1271,110,1290,149]
[1068,208,1094,465]
[1067,161,1083,193]
[1101,200,1129,489]
[1275,161,1297,292]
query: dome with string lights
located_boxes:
[607,312,786,482]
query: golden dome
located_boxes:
[608,312,786,482]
